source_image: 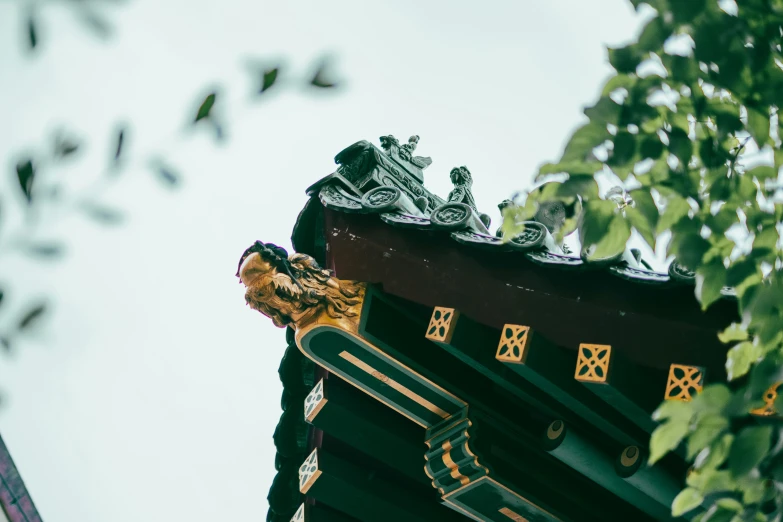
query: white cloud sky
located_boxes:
[0,1,644,521]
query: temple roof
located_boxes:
[258,134,741,522]
[0,435,43,522]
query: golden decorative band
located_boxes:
[442,440,470,486]
[338,351,449,418]
[499,507,530,522]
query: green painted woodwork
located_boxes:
[298,448,464,522]
[289,502,359,522]
[542,420,681,521]
[298,325,466,428]
[444,477,561,522]
[577,349,668,435]
[303,377,429,485]
[437,312,648,446]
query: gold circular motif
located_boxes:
[620,446,640,467]
[546,420,564,440]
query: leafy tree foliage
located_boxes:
[504,1,783,519]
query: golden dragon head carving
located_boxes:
[236,241,365,332]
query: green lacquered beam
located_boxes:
[297,449,464,522]
[303,377,429,485]
[543,420,685,521]
[574,343,667,434]
[489,321,648,446]
[290,502,359,522]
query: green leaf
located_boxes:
[610,131,636,166]
[672,487,704,517]
[649,418,689,464]
[310,60,338,88]
[729,426,772,478]
[692,384,731,412]
[695,259,728,310]
[687,413,729,459]
[194,92,216,123]
[746,107,770,146]
[626,189,658,246]
[579,200,631,261]
[584,97,622,125]
[260,67,279,93]
[718,324,748,344]
[608,45,643,74]
[640,134,664,159]
[670,0,706,23]
[560,122,609,163]
[667,127,693,164]
[653,398,693,422]
[695,433,733,470]
[601,74,636,96]
[656,195,690,234]
[538,161,602,176]
[637,16,667,52]
[747,165,777,182]
[16,158,35,203]
[753,227,779,251]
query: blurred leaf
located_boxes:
[650,418,689,464]
[637,17,667,52]
[610,131,637,166]
[729,426,772,478]
[54,133,80,157]
[667,127,693,164]
[695,433,733,470]
[670,0,706,23]
[626,189,658,246]
[672,488,703,517]
[725,341,758,380]
[608,45,643,74]
[76,8,112,39]
[584,97,622,125]
[560,122,609,163]
[18,303,46,331]
[695,259,727,310]
[26,12,38,50]
[80,202,124,224]
[310,60,338,88]
[153,162,180,187]
[687,413,729,459]
[746,107,769,147]
[260,67,279,93]
[747,165,777,182]
[640,134,664,159]
[113,126,126,162]
[194,92,216,123]
[718,324,748,344]
[579,199,631,261]
[16,158,35,203]
[0,337,9,352]
[656,195,690,234]
[22,242,65,258]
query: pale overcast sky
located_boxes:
[0,2,645,521]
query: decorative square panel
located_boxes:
[751,382,781,417]
[304,379,327,422]
[496,325,530,363]
[298,449,322,494]
[664,364,704,401]
[290,504,305,522]
[575,344,611,383]
[425,307,459,343]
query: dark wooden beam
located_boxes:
[574,343,668,434]
[296,448,464,522]
[304,376,428,485]
[323,208,734,380]
[289,502,359,522]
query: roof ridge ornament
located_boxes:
[379,134,432,183]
